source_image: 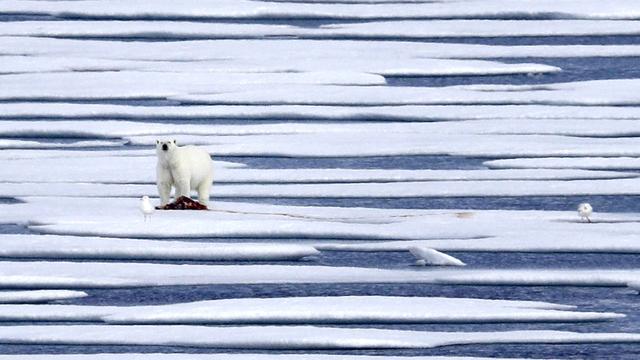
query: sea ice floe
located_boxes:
[0,235,319,261]
[485,157,640,170]
[5,196,639,243]
[0,290,88,304]
[4,38,640,62]
[0,260,639,288]
[0,325,637,349]
[1,0,638,20]
[7,19,640,40]
[0,49,559,77]
[0,296,621,324]
[172,79,640,106]
[0,71,385,101]
[4,103,640,121]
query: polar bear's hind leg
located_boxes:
[197,178,212,206]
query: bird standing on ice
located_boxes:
[578,203,592,223]
[140,196,154,221]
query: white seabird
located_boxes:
[140,196,155,221]
[578,202,593,223]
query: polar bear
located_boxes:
[156,139,213,207]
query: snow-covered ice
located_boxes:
[0,296,621,324]
[0,290,88,304]
[0,235,319,261]
[0,325,637,349]
[486,157,640,170]
[5,103,640,121]
[1,0,639,20]
[7,19,640,39]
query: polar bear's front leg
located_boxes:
[157,181,172,206]
[157,164,173,206]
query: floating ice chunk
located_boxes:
[0,46,559,77]
[4,37,640,63]
[9,19,640,40]
[0,235,319,261]
[1,0,639,20]
[0,325,637,349]
[409,247,465,267]
[0,290,88,304]
[0,296,621,324]
[0,260,639,288]
[0,139,124,149]
[5,103,640,122]
[486,157,640,170]
[0,71,385,101]
[173,79,640,106]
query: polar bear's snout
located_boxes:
[162,143,168,151]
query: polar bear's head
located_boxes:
[156,139,177,157]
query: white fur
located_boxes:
[156,140,214,207]
[578,202,593,223]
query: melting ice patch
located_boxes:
[0,296,622,324]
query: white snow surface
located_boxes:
[172,79,640,106]
[0,235,319,261]
[485,157,640,170]
[0,290,88,304]
[7,197,640,255]
[5,104,640,121]
[5,38,640,63]
[0,296,621,324]
[0,260,639,288]
[0,325,637,349]
[0,71,385,100]
[7,19,640,39]
[0,53,559,78]
[2,0,639,20]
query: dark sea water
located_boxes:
[1,11,640,359]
